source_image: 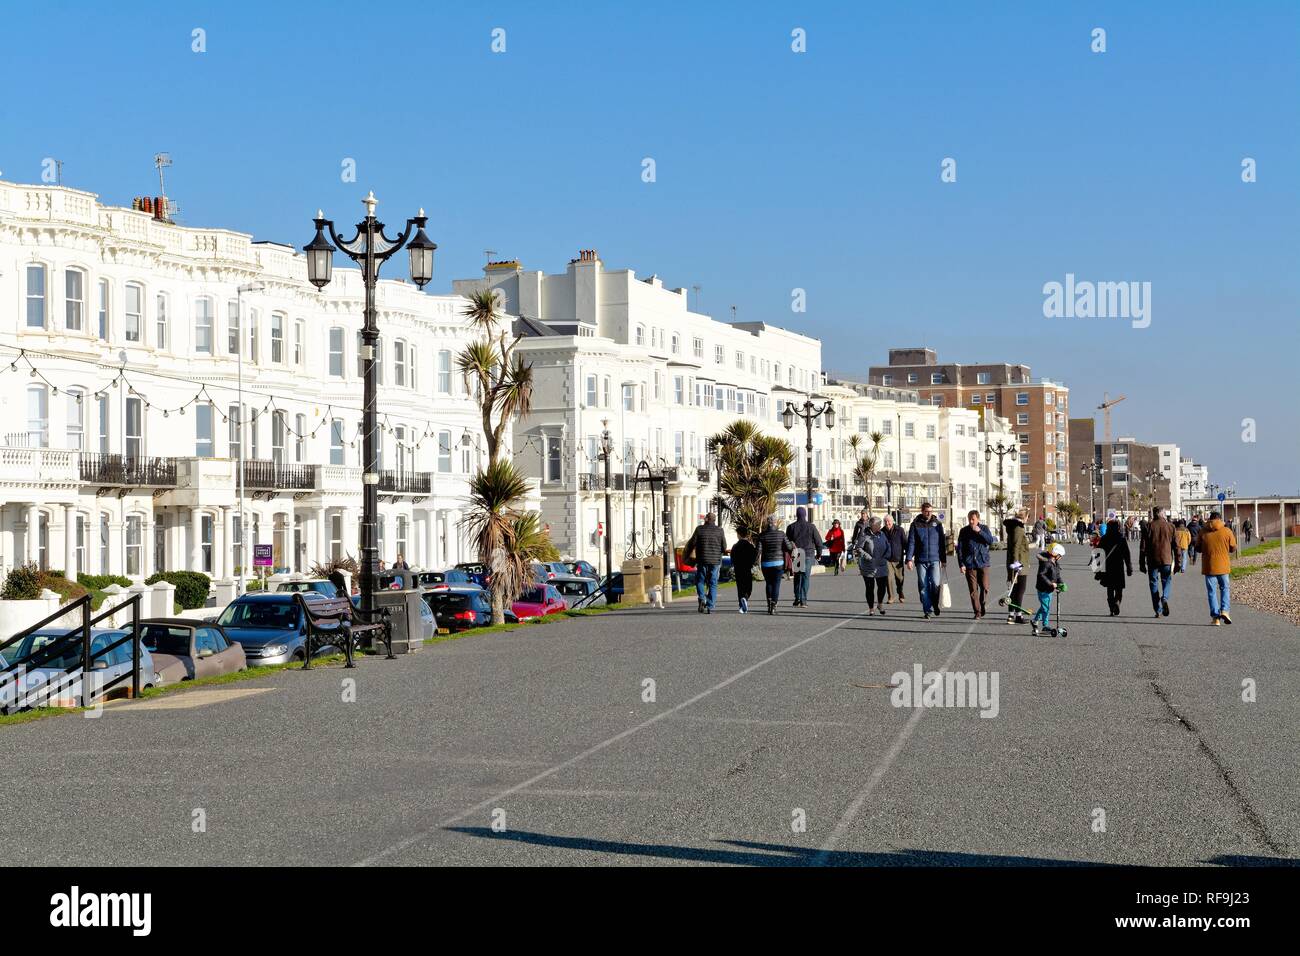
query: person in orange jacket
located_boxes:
[1198,511,1237,625]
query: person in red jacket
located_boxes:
[826,519,847,575]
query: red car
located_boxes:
[511,584,567,621]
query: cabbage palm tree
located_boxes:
[712,420,795,538]
[851,454,877,515]
[463,459,531,624]
[456,289,534,467]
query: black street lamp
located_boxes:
[984,440,1019,525]
[304,192,436,634]
[783,398,834,521]
[600,419,614,585]
[1080,460,1105,520]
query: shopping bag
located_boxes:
[939,572,952,609]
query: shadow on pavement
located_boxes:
[445,827,1115,866]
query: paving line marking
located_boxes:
[814,620,978,865]
[354,607,871,866]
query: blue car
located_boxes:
[215,592,341,665]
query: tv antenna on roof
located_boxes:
[692,284,702,311]
[154,153,172,194]
[484,249,496,265]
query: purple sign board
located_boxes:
[253,544,273,568]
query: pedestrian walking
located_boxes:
[882,514,907,604]
[391,553,410,571]
[1003,508,1030,624]
[850,509,870,557]
[1098,520,1132,615]
[1075,519,1088,545]
[1174,520,1191,573]
[1198,511,1237,625]
[854,517,890,614]
[1242,518,1253,544]
[1139,507,1177,619]
[1032,516,1048,550]
[826,519,846,575]
[957,510,996,619]
[1030,543,1065,637]
[730,532,758,614]
[684,513,727,614]
[905,501,948,619]
[785,506,823,607]
[757,516,793,615]
[1187,515,1202,566]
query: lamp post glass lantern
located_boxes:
[782,398,833,522]
[303,192,435,634]
[600,421,614,587]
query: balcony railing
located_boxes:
[242,460,316,490]
[80,453,178,487]
[379,470,432,494]
[580,472,634,492]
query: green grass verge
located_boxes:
[1230,563,1280,580]
[1239,539,1291,558]
[0,652,352,729]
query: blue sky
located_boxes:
[3,0,1296,492]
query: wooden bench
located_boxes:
[293,593,389,669]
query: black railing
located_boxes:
[79,454,177,487]
[379,470,432,494]
[580,473,632,491]
[243,460,317,490]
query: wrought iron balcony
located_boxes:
[379,469,432,494]
[242,460,317,490]
[80,453,178,487]
[580,472,632,492]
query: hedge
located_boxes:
[2,564,91,607]
[145,571,211,610]
[77,573,133,591]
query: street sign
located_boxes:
[1217,492,1226,502]
[776,492,826,506]
[253,544,273,568]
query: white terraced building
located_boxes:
[453,252,834,570]
[0,180,502,583]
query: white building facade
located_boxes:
[1155,442,1181,514]
[454,253,830,569]
[0,180,494,583]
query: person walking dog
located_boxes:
[684,513,727,614]
[956,509,996,619]
[757,516,793,615]
[1198,511,1237,625]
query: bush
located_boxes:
[145,571,211,610]
[43,575,89,606]
[77,573,132,591]
[310,554,359,579]
[2,564,45,601]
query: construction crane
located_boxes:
[1098,392,1126,444]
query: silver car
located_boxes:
[549,574,605,609]
[1,628,157,713]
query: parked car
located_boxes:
[273,579,341,597]
[0,628,157,713]
[139,619,247,684]
[414,568,474,588]
[453,562,491,586]
[511,584,568,620]
[529,562,553,585]
[425,585,519,632]
[214,592,340,665]
[565,560,599,580]
[549,574,605,609]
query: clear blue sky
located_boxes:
[3,0,1296,493]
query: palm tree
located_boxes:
[846,434,862,512]
[463,459,531,624]
[986,492,1011,527]
[851,454,876,515]
[456,289,534,467]
[712,420,795,538]
[512,510,560,563]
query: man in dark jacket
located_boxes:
[956,510,996,619]
[905,502,948,619]
[685,513,727,614]
[882,514,907,604]
[1139,506,1177,618]
[785,506,823,607]
[757,516,794,614]
[1003,510,1030,623]
[850,509,871,556]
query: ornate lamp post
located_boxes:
[783,398,834,521]
[600,420,614,584]
[984,440,1019,526]
[303,192,437,628]
[1080,460,1105,520]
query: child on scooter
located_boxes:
[1031,543,1066,637]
